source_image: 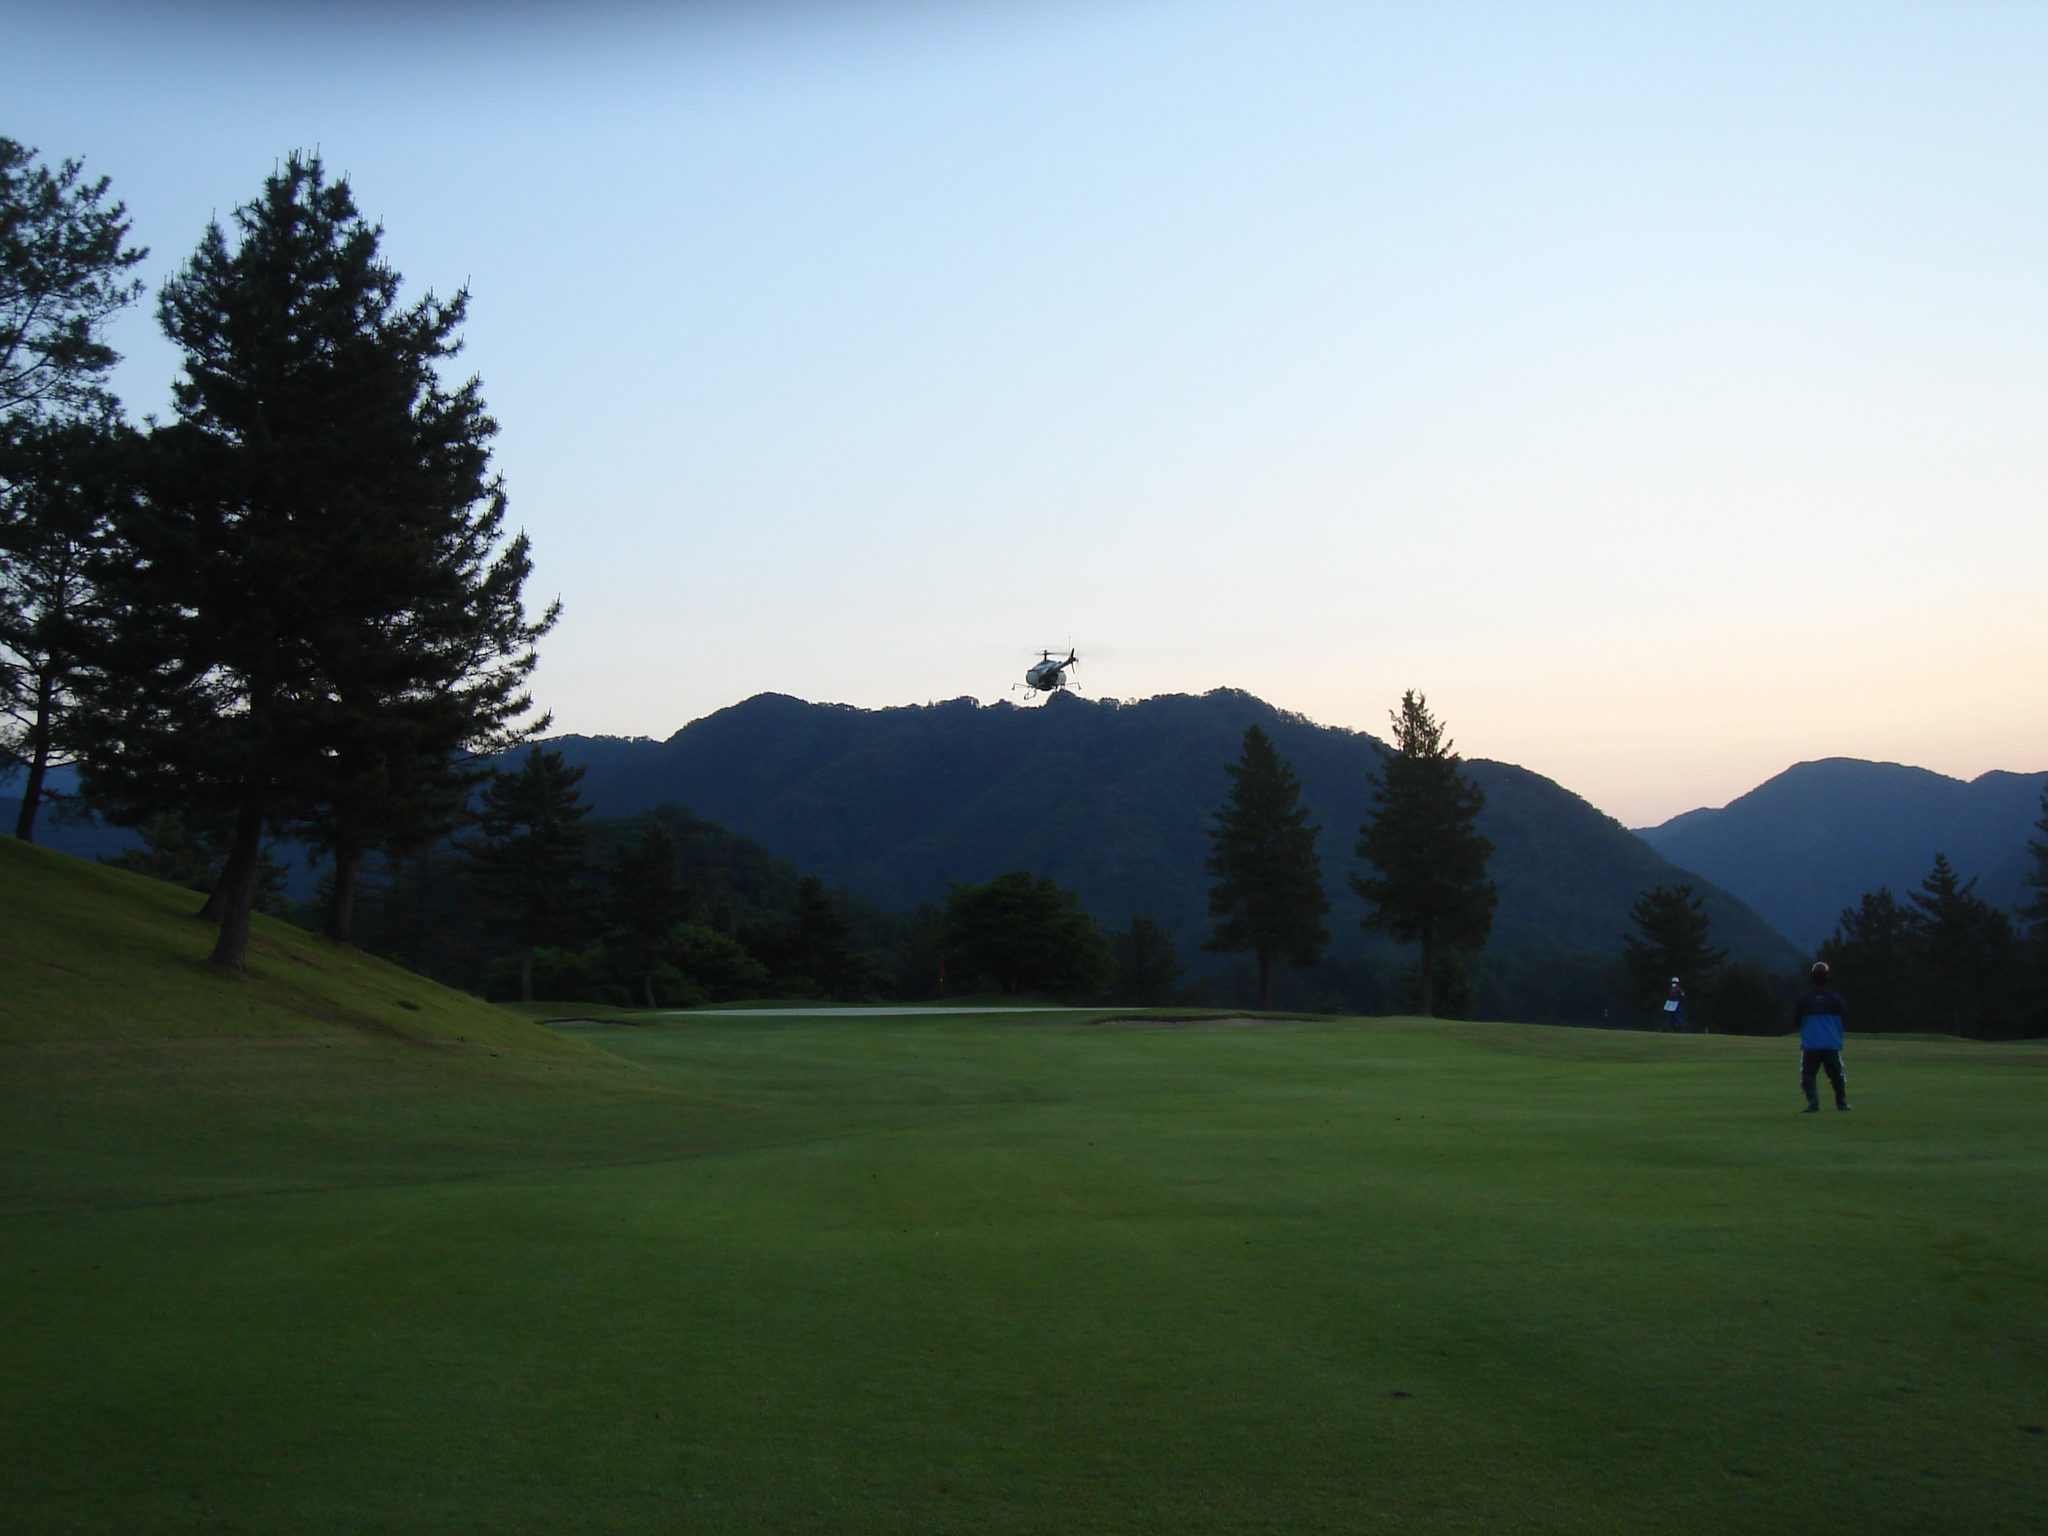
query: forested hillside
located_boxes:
[543,690,1801,976]
[1640,758,2048,948]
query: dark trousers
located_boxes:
[1800,1048,1847,1105]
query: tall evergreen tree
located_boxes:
[0,417,133,838]
[1205,723,1330,1010]
[1,139,146,838]
[1351,692,1495,1018]
[70,154,552,969]
[0,138,146,422]
[1620,884,1726,1024]
[1906,853,2017,1037]
[467,747,591,1002]
[604,819,694,1009]
[1817,888,1914,1032]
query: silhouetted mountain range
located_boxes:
[542,689,1801,973]
[1638,758,2047,949]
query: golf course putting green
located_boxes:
[3,842,2044,1533]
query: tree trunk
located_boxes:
[519,944,535,1003]
[12,674,57,842]
[323,840,362,944]
[1256,948,1272,1011]
[208,797,267,971]
[1418,931,1436,1018]
[642,970,656,1010]
[198,865,226,922]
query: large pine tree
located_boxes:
[1907,853,2018,1037]
[0,137,145,421]
[1351,692,1495,1018]
[1620,884,1727,1026]
[1817,888,1913,1032]
[1204,723,1329,1011]
[0,138,146,839]
[0,417,133,839]
[72,154,552,968]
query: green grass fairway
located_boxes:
[4,841,2045,1533]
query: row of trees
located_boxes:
[2,142,552,970]
[453,748,874,1006]
[1615,802,2048,1038]
[445,747,1185,1008]
[295,690,1489,1012]
[463,713,2043,1024]
[1204,691,1496,1014]
[475,691,1488,1014]
[1816,824,2048,1038]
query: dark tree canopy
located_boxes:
[943,869,1110,998]
[1702,960,1785,1036]
[0,417,134,839]
[1111,915,1186,1007]
[467,747,591,1002]
[753,875,873,1001]
[605,819,694,1009]
[1351,691,1495,1018]
[1204,723,1329,1010]
[1906,853,2018,1037]
[664,924,769,1003]
[1620,883,1727,1022]
[1,139,146,839]
[1817,888,1915,1032]
[0,138,146,423]
[1813,852,2035,1040]
[71,153,552,969]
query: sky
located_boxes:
[4,0,2043,827]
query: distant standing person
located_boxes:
[1794,961,1852,1113]
[1661,977,1684,1032]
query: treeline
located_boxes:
[1198,715,2048,1036]
[2,143,552,971]
[1603,829,2048,1038]
[309,747,1186,1009]
[1816,841,2048,1039]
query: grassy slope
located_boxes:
[0,833,589,1052]
[0,837,887,1213]
[3,839,2045,1534]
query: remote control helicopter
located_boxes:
[1018,648,1080,701]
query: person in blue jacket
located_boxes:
[1794,961,1852,1112]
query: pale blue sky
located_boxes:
[5,0,2043,823]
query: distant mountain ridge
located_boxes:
[541,689,1800,973]
[1638,758,2047,949]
